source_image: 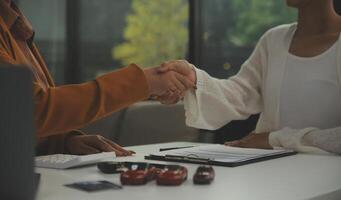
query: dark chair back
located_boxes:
[0,65,36,200]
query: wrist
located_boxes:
[143,67,158,96]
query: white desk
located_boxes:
[36,142,341,200]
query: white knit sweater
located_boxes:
[184,23,341,155]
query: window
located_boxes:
[19,0,301,84]
[19,0,189,84]
[19,0,66,85]
[78,0,189,81]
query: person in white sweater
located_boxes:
[158,0,341,155]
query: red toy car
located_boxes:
[156,165,188,186]
[120,163,161,185]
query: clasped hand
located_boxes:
[144,60,196,104]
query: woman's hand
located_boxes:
[224,132,272,149]
[65,134,134,156]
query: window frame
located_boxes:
[65,0,81,84]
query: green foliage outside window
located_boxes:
[228,0,296,47]
[113,0,296,68]
[113,0,188,68]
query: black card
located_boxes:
[65,180,122,192]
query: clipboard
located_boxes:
[145,145,297,167]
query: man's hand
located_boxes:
[224,132,272,149]
[65,134,133,156]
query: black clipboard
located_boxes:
[145,151,297,167]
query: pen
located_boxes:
[164,155,211,163]
[159,146,195,152]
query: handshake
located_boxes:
[144,60,196,105]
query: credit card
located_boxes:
[65,180,122,192]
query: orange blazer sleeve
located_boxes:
[34,64,150,137]
[0,49,149,137]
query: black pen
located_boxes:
[159,146,195,152]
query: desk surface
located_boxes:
[36,142,341,200]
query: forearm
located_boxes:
[184,66,262,130]
[35,64,149,137]
[303,127,341,155]
[269,127,341,155]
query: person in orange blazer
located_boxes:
[0,0,194,156]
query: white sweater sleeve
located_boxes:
[269,127,341,155]
[184,35,267,130]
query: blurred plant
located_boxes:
[113,0,188,68]
[228,0,296,47]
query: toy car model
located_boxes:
[98,162,188,186]
[193,166,215,184]
[120,163,161,185]
[156,165,188,186]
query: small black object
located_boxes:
[193,166,215,185]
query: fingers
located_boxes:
[174,60,191,75]
[174,72,195,89]
[65,134,134,156]
[145,63,194,97]
[88,136,117,152]
[158,60,181,73]
[156,90,180,105]
[158,93,181,105]
[158,60,191,75]
[85,135,130,157]
[165,71,194,95]
[158,62,175,73]
[224,140,242,147]
[171,74,186,93]
[102,138,133,156]
[155,72,190,105]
